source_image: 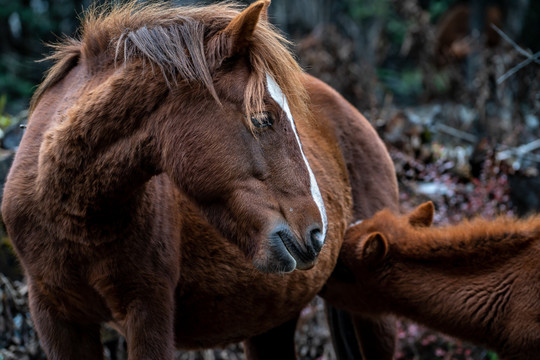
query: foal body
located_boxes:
[1,1,398,359]
[327,202,540,360]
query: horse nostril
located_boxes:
[308,226,324,254]
[268,224,325,271]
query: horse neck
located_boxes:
[35,63,168,218]
[392,216,540,263]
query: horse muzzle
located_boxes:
[269,223,324,271]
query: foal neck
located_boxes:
[394,216,540,264]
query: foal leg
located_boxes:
[243,315,299,360]
[28,285,104,360]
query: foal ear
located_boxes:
[357,232,388,265]
[408,201,435,228]
[223,0,269,53]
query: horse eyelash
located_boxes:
[250,111,274,128]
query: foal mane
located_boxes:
[395,216,540,262]
[30,1,309,121]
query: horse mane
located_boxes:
[30,1,309,122]
[394,215,540,262]
[29,39,81,113]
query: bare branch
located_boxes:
[434,123,478,143]
[497,53,539,84]
[490,24,540,84]
[490,24,531,58]
[497,139,540,163]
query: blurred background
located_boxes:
[0,0,538,359]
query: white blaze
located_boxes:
[266,73,328,238]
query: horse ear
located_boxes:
[259,0,270,22]
[222,0,269,53]
[408,201,435,228]
[207,1,269,69]
[357,232,388,265]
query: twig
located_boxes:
[496,52,540,84]
[491,24,540,84]
[497,139,540,163]
[514,139,540,154]
[490,24,530,58]
[434,123,478,143]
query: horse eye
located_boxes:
[251,112,274,128]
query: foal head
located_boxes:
[344,202,434,269]
[80,1,327,272]
[324,202,435,312]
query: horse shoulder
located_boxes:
[2,62,88,243]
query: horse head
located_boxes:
[133,1,328,273]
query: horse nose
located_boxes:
[307,224,325,254]
[270,223,324,270]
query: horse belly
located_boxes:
[174,270,325,348]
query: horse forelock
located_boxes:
[32,1,310,123]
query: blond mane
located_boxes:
[30,1,309,121]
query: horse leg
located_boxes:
[326,304,364,359]
[351,315,396,360]
[124,293,175,360]
[326,306,396,360]
[243,315,299,360]
[28,284,104,360]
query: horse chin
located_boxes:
[252,251,297,274]
[294,260,316,271]
[251,229,295,273]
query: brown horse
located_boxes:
[2,1,398,359]
[326,202,540,360]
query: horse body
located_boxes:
[2,1,398,359]
[329,202,540,360]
